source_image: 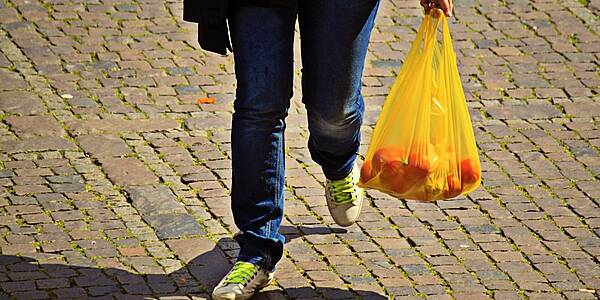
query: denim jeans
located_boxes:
[228,0,380,271]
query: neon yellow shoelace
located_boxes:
[223,262,258,285]
[329,175,357,205]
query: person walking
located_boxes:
[183,0,452,299]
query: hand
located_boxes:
[420,0,453,17]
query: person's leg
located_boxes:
[228,4,296,271]
[299,0,380,181]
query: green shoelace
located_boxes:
[329,175,357,205]
[223,261,258,285]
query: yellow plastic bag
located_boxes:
[359,10,481,201]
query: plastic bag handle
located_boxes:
[439,11,455,59]
[427,9,447,45]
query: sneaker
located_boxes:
[325,162,364,227]
[212,261,273,300]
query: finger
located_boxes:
[447,0,454,16]
[437,0,452,16]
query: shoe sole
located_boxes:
[212,294,253,300]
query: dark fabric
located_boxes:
[182,0,294,55]
[238,0,296,7]
[183,0,230,25]
[183,0,231,55]
[197,23,231,55]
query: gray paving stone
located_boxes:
[66,118,180,135]
[484,103,562,120]
[185,113,232,130]
[0,69,28,91]
[562,102,600,118]
[0,91,45,114]
[125,185,187,215]
[5,115,64,137]
[100,158,157,186]
[1,136,77,153]
[126,185,204,239]
[77,134,132,158]
[146,213,205,239]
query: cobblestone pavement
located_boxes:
[0,0,599,299]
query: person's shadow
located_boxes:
[0,225,387,299]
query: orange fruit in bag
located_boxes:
[460,158,480,184]
[406,152,434,179]
[371,146,411,194]
[380,160,409,194]
[360,160,376,183]
[372,146,404,173]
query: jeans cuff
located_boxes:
[237,249,272,271]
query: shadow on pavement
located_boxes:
[0,225,387,299]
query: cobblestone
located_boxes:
[0,0,598,298]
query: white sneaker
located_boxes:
[212,261,273,300]
[325,162,364,227]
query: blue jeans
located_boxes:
[229,0,380,271]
